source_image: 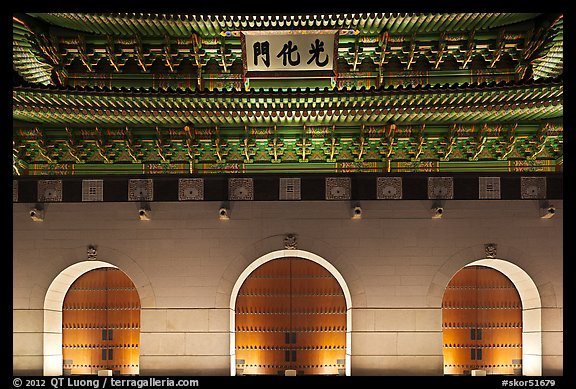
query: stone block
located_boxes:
[166,309,209,332]
[12,356,43,376]
[414,309,441,331]
[185,333,229,355]
[541,355,563,376]
[373,309,414,331]
[541,331,563,356]
[351,332,397,355]
[397,332,442,356]
[13,332,43,355]
[140,333,186,355]
[139,355,229,375]
[351,355,443,375]
[541,307,563,332]
[141,309,167,332]
[351,309,375,332]
[13,309,43,332]
[208,309,231,332]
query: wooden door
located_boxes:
[235,258,346,375]
[442,266,522,375]
[62,268,140,375]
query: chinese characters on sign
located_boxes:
[243,31,337,73]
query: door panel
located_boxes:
[235,257,346,375]
[442,266,522,375]
[62,268,140,375]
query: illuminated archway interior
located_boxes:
[62,267,140,375]
[235,257,347,375]
[442,265,522,375]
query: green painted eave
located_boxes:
[13,76,563,126]
[533,15,563,80]
[15,12,562,93]
[26,13,543,38]
[13,16,53,86]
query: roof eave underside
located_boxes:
[12,77,563,126]
[13,16,53,86]
[532,15,563,80]
[26,13,543,37]
[14,13,564,86]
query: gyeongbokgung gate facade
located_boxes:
[13,12,562,176]
[13,12,563,377]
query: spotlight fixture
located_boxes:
[219,207,230,220]
[431,207,444,219]
[138,208,151,221]
[138,203,151,221]
[352,205,362,219]
[219,201,231,220]
[29,207,44,222]
[431,201,444,219]
[540,204,556,219]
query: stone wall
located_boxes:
[13,200,563,375]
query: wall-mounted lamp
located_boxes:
[431,201,444,219]
[219,202,230,220]
[138,202,151,221]
[219,207,229,220]
[352,204,362,219]
[539,201,556,219]
[29,206,44,222]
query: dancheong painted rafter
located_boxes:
[12,12,563,175]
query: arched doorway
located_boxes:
[62,267,140,375]
[230,250,352,376]
[442,265,522,375]
[43,260,147,376]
